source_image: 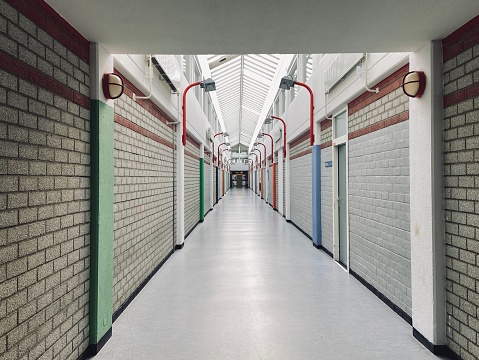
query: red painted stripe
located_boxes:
[0,51,90,109]
[348,111,409,140]
[444,82,479,108]
[6,0,90,63]
[320,119,332,130]
[115,69,176,129]
[114,114,175,150]
[348,65,409,115]
[443,14,479,61]
[186,134,201,149]
[321,141,332,149]
[290,130,310,149]
[290,149,312,160]
[185,150,200,161]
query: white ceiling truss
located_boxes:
[207,54,281,156]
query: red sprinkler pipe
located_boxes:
[217,142,227,167]
[293,81,314,146]
[257,142,267,167]
[262,133,274,163]
[271,116,287,158]
[182,81,201,146]
[253,149,262,169]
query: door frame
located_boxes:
[332,108,350,271]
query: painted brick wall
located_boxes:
[320,146,333,254]
[348,65,409,135]
[348,121,411,316]
[204,155,211,215]
[185,136,200,236]
[112,75,175,314]
[443,16,479,360]
[346,64,411,319]
[290,132,312,237]
[0,1,91,358]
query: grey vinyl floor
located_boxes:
[93,188,445,360]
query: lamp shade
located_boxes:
[102,73,124,99]
[279,75,295,90]
[402,71,426,98]
[223,132,229,137]
[264,118,272,125]
[200,78,216,92]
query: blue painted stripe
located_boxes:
[312,145,322,246]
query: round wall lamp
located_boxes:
[402,71,426,98]
[102,73,124,100]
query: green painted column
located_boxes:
[89,43,114,354]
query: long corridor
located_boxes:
[93,189,441,360]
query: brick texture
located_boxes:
[185,136,200,236]
[113,77,175,313]
[0,1,90,358]
[290,134,312,237]
[320,147,333,253]
[443,16,479,359]
[348,121,411,316]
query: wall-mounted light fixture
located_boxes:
[183,78,216,146]
[279,75,314,146]
[402,71,426,98]
[102,73,124,99]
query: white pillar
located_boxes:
[285,143,291,220]
[278,147,284,216]
[410,41,446,348]
[176,120,185,248]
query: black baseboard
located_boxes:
[184,221,200,239]
[78,327,112,359]
[412,328,452,357]
[112,250,174,322]
[313,243,334,258]
[175,243,184,250]
[286,220,313,241]
[349,269,412,325]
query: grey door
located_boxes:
[338,144,347,266]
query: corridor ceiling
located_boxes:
[47,0,479,154]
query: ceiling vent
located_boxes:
[152,55,181,93]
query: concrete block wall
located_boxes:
[289,132,312,237]
[112,73,175,313]
[204,153,211,215]
[185,135,200,236]
[443,16,479,359]
[0,1,91,358]
[348,121,411,316]
[347,65,411,318]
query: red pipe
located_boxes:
[293,81,314,146]
[257,143,267,167]
[253,149,262,168]
[182,81,201,146]
[271,116,287,158]
[217,142,227,167]
[262,133,274,163]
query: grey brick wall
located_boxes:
[113,91,175,313]
[443,35,479,359]
[0,1,90,358]
[185,140,200,235]
[290,137,312,237]
[321,146,333,253]
[348,120,411,316]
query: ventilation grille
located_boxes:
[152,55,181,92]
